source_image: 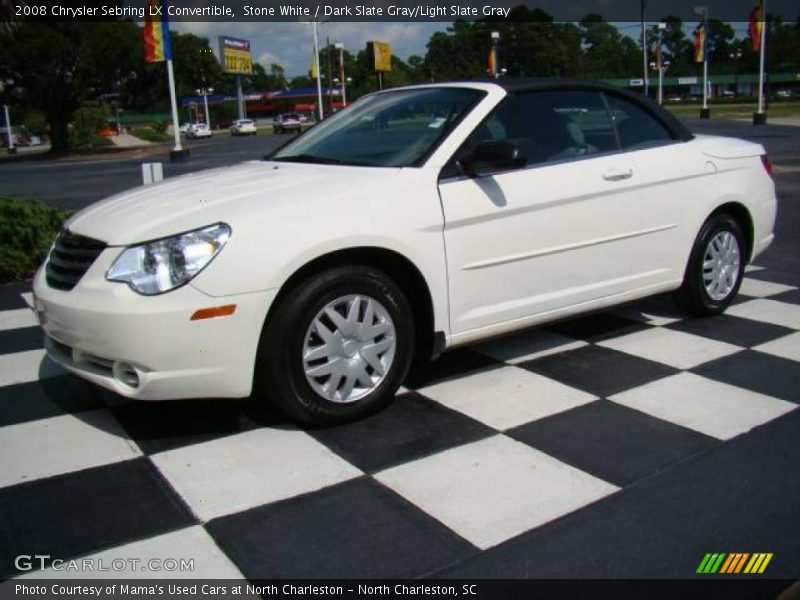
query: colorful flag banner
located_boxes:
[309,48,319,78]
[693,22,707,63]
[143,0,171,63]
[487,45,498,78]
[749,0,764,52]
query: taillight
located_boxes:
[761,154,774,179]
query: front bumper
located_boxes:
[33,255,276,401]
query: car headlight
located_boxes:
[106,223,231,295]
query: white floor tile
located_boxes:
[738,278,796,298]
[151,428,362,522]
[726,299,800,330]
[0,308,37,332]
[0,410,141,488]
[0,349,64,387]
[473,330,587,364]
[376,435,617,549]
[753,332,800,363]
[17,526,246,580]
[417,366,596,430]
[598,327,742,369]
[610,372,796,440]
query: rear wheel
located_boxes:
[255,265,414,425]
[674,213,745,317]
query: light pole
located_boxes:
[312,21,324,121]
[0,80,15,154]
[334,41,346,107]
[657,22,667,105]
[754,0,768,125]
[641,0,649,96]
[196,86,214,127]
[694,5,710,119]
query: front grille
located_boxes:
[45,230,106,291]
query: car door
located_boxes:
[604,93,709,282]
[438,89,671,337]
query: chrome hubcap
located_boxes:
[703,231,741,301]
[302,294,396,403]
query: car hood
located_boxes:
[66,160,396,246]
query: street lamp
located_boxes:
[334,41,347,107]
[195,86,214,128]
[0,80,15,155]
[657,22,667,105]
[641,0,649,96]
[693,5,710,119]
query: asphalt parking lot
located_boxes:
[0,120,798,580]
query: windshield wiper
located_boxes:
[271,154,345,165]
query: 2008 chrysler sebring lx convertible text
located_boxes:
[33,80,776,425]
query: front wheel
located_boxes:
[255,266,414,425]
[674,213,746,317]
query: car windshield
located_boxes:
[271,87,485,167]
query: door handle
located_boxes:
[602,167,633,181]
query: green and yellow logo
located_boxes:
[696,552,773,574]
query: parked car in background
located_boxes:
[230,119,257,136]
[33,80,777,426]
[273,113,302,134]
[179,122,193,134]
[186,123,212,139]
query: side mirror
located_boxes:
[459,140,527,178]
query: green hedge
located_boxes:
[130,127,170,143]
[0,197,74,283]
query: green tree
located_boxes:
[0,20,143,152]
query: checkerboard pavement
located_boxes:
[1,269,798,580]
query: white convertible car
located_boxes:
[33,80,776,424]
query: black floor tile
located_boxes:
[112,399,260,455]
[0,375,103,427]
[623,293,687,322]
[508,401,718,486]
[667,314,793,348]
[693,350,800,403]
[545,313,649,342]
[0,326,42,355]
[405,348,500,389]
[310,392,493,473]
[741,269,800,287]
[438,410,800,578]
[0,458,196,577]
[0,282,31,311]
[520,345,679,398]
[771,288,800,305]
[208,477,475,579]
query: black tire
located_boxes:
[674,213,746,317]
[254,265,414,425]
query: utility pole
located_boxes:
[694,5,710,119]
[657,22,666,105]
[641,0,649,96]
[312,21,324,121]
[326,36,333,114]
[334,42,346,107]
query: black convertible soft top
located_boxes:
[477,78,694,143]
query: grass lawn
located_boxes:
[664,100,800,120]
